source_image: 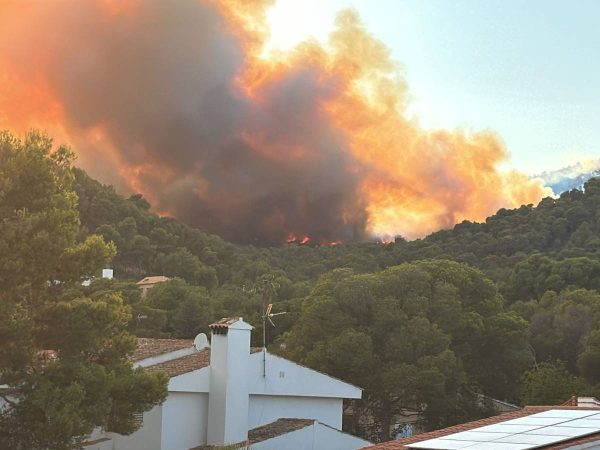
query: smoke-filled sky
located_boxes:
[0,0,558,243]
[267,0,600,175]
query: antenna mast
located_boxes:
[262,303,286,377]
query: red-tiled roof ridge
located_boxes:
[144,349,211,377]
[209,317,242,329]
[364,405,600,450]
[143,346,263,378]
[130,337,193,361]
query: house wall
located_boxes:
[248,352,362,400]
[83,438,113,450]
[161,392,209,450]
[250,422,370,450]
[251,425,315,450]
[168,367,210,392]
[108,404,163,450]
[313,422,371,450]
[248,395,343,429]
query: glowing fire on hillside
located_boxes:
[0,0,550,244]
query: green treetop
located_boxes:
[0,131,167,450]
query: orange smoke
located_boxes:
[221,3,549,239]
[0,0,550,242]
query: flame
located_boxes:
[0,0,551,243]
[285,233,311,245]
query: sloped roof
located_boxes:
[144,348,262,378]
[136,275,170,285]
[144,349,211,377]
[248,418,314,444]
[133,337,263,377]
[209,317,241,328]
[131,338,193,361]
[365,406,600,450]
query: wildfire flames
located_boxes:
[0,0,550,244]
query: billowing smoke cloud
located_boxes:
[0,0,549,243]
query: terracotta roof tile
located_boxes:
[130,338,193,362]
[209,317,241,329]
[136,275,170,285]
[139,343,263,378]
[248,418,314,444]
[364,406,600,450]
[144,350,211,377]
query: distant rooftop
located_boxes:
[136,275,170,285]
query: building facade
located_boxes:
[86,317,370,450]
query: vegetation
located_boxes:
[0,132,167,450]
[283,261,530,440]
[5,129,600,443]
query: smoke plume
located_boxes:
[0,0,550,243]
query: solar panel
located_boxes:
[474,424,543,433]
[527,409,598,419]
[563,418,600,428]
[463,444,531,450]
[491,433,566,445]
[405,439,469,449]
[501,417,570,427]
[406,409,600,450]
[437,431,510,441]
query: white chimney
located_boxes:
[207,317,253,446]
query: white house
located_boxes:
[85,317,371,450]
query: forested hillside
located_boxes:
[75,168,600,306]
[73,166,600,440]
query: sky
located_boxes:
[266,0,600,174]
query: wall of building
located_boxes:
[248,352,362,400]
[108,404,163,450]
[250,422,370,450]
[313,422,371,450]
[248,395,343,430]
[161,392,209,450]
[251,425,315,450]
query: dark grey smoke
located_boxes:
[1,0,367,243]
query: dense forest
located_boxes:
[72,159,600,440]
[5,130,600,445]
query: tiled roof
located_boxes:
[130,338,193,361]
[248,418,314,444]
[136,275,170,285]
[209,317,241,329]
[135,337,263,378]
[144,349,211,377]
[365,406,600,450]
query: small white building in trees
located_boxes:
[85,317,370,450]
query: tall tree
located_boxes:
[283,260,530,441]
[0,131,167,450]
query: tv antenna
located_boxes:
[244,274,283,377]
[262,303,287,377]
